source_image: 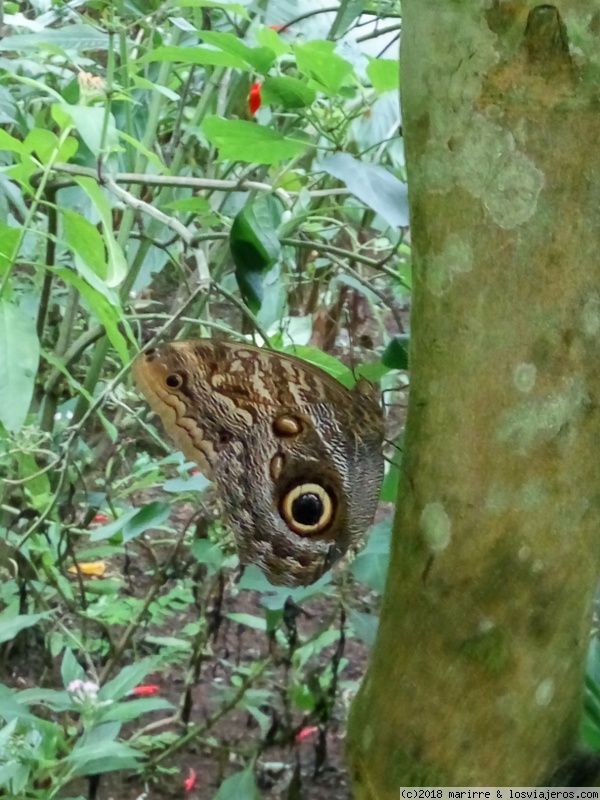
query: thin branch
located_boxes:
[46,163,293,205]
[104,177,193,245]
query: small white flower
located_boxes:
[68,679,99,704]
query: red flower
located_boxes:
[184,768,197,792]
[248,82,262,115]
[131,684,160,697]
[296,725,319,742]
[93,513,108,523]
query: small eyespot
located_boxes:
[279,483,334,537]
[273,415,303,437]
[145,348,156,356]
[165,373,184,389]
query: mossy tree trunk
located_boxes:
[347,2,600,792]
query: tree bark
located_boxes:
[347,2,600,792]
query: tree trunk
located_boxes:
[347,2,600,792]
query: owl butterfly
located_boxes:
[132,340,385,587]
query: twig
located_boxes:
[104,177,193,245]
[46,163,293,206]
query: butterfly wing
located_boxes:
[133,339,384,585]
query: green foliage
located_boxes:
[0,0,410,796]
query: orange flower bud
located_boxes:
[249,82,262,115]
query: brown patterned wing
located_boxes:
[132,339,384,586]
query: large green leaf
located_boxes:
[367,58,400,93]
[382,336,409,369]
[261,76,316,109]
[202,116,307,164]
[75,177,128,287]
[281,345,354,388]
[0,608,50,645]
[179,0,249,17]
[62,209,107,280]
[0,301,40,432]
[54,105,120,159]
[141,45,248,71]
[213,767,261,800]
[50,268,130,364]
[199,31,275,73]
[0,224,20,275]
[0,25,111,53]
[23,127,78,165]
[230,199,281,312]
[351,519,392,593]
[321,152,409,228]
[99,657,160,702]
[293,41,354,94]
[89,502,170,544]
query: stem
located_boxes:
[36,190,57,338]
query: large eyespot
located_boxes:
[279,483,334,537]
[165,372,185,389]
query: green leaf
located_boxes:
[70,731,142,776]
[163,473,211,493]
[15,687,71,711]
[14,451,51,509]
[199,31,276,73]
[89,502,170,543]
[202,116,307,164]
[61,648,86,689]
[75,177,128,287]
[0,129,25,153]
[99,657,160,703]
[227,613,267,631]
[255,27,292,56]
[330,0,365,37]
[367,58,400,93]
[380,447,401,503]
[213,767,261,800]
[0,25,111,53]
[23,128,77,165]
[55,105,120,159]
[382,337,409,369]
[351,519,392,593]
[239,566,334,606]
[62,209,107,280]
[191,540,228,574]
[165,196,211,214]
[0,609,50,645]
[0,301,40,432]
[130,75,181,103]
[349,609,379,647]
[293,41,354,94]
[100,697,173,724]
[0,224,20,275]
[178,0,250,17]
[118,129,166,171]
[321,152,409,228]
[230,199,281,312]
[144,635,192,650]
[292,682,315,712]
[50,268,130,364]
[281,345,354,389]
[141,45,247,71]
[261,76,316,109]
